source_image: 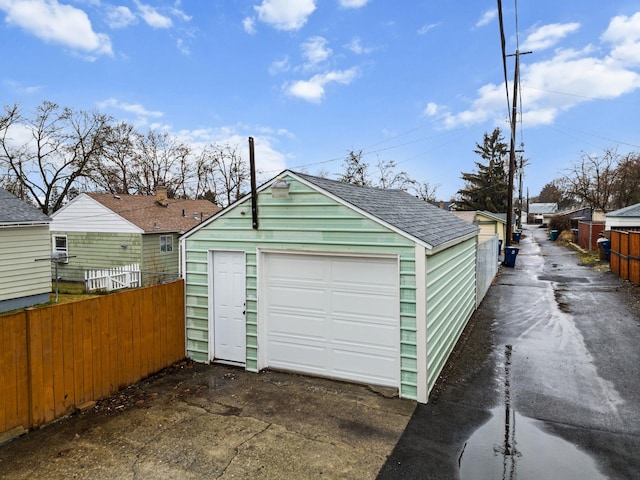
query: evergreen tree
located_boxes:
[456,128,509,212]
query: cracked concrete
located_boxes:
[0,363,415,479]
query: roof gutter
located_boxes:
[426,230,479,256]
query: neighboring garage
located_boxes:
[181,170,481,403]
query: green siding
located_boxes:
[426,237,477,392]
[142,233,181,285]
[50,231,142,283]
[0,225,51,304]
[185,177,419,399]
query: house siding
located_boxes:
[142,233,181,285]
[426,237,476,392]
[476,213,505,244]
[0,225,52,310]
[50,231,142,283]
[51,194,141,233]
[184,179,419,400]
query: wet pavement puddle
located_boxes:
[459,345,606,479]
[458,407,605,479]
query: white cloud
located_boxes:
[243,16,257,34]
[417,23,438,35]
[475,8,497,28]
[3,79,42,95]
[601,12,640,66]
[254,0,316,31]
[338,0,369,8]
[97,98,163,127]
[134,0,172,29]
[345,37,373,54]
[423,102,440,117]
[177,126,289,179]
[301,36,332,67]
[286,68,359,103]
[268,55,290,75]
[521,23,580,51]
[0,0,112,57]
[440,37,640,130]
[521,54,639,125]
[106,5,136,29]
[442,82,505,128]
[176,38,189,55]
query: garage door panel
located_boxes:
[331,259,396,284]
[332,349,397,386]
[265,253,399,388]
[331,291,397,319]
[269,312,327,339]
[268,285,328,310]
[268,254,327,281]
[268,340,327,372]
[332,320,397,348]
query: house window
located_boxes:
[52,235,69,263]
[160,235,173,253]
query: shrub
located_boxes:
[548,214,571,233]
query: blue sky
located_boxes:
[1,0,639,200]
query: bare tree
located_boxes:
[373,159,416,191]
[194,143,249,207]
[412,181,439,203]
[133,129,193,198]
[611,152,640,209]
[0,101,111,213]
[560,149,619,212]
[0,104,24,197]
[337,150,370,186]
[87,121,140,194]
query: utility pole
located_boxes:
[517,152,524,229]
[505,49,531,246]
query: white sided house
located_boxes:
[181,171,481,403]
[0,188,52,312]
[50,190,219,286]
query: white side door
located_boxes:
[210,251,246,364]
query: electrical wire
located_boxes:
[497,0,512,124]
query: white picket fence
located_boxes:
[85,264,141,292]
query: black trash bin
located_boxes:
[503,246,519,268]
[498,239,503,255]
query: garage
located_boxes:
[182,170,480,402]
[263,252,400,387]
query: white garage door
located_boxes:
[264,253,399,387]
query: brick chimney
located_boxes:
[156,185,169,206]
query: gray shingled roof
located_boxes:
[295,172,478,248]
[0,187,51,224]
[606,203,640,217]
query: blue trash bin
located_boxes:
[503,246,519,268]
[550,229,559,241]
[600,240,611,261]
[512,231,521,243]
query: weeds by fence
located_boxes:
[0,280,185,439]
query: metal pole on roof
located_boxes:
[249,137,259,229]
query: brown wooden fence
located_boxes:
[0,280,185,439]
[610,230,640,285]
